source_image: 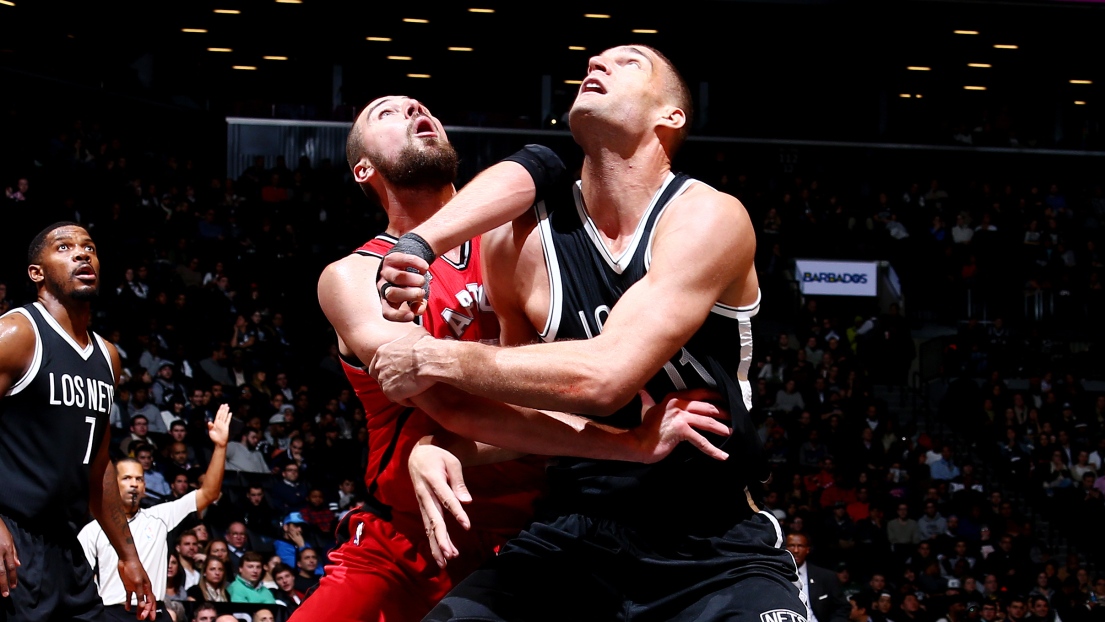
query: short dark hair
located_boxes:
[241,551,265,566]
[296,547,317,563]
[28,221,82,265]
[637,45,693,153]
[272,563,296,578]
[130,414,149,425]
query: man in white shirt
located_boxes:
[79,405,232,621]
[785,532,851,622]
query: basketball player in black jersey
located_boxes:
[371,45,808,621]
[0,222,156,621]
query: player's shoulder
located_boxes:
[0,307,37,353]
[320,252,381,287]
[663,179,751,232]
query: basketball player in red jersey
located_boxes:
[299,95,733,621]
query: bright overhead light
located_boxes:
[1075,100,1086,105]
[448,47,473,52]
[214,9,240,14]
[403,18,429,23]
[907,66,931,71]
[233,65,257,70]
[632,29,657,34]
[408,73,431,78]
[584,13,610,18]
[468,7,494,12]
[954,30,979,35]
[568,46,586,51]
[565,79,583,85]
[964,85,987,91]
[366,37,391,42]
[1071,79,1092,85]
[182,28,207,33]
[916,94,923,98]
[900,93,912,98]
[993,44,1018,49]
[968,63,991,68]
[0,0,15,5]
[388,55,412,60]
[263,55,287,60]
[208,47,233,52]
[275,0,301,3]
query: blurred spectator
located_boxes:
[226,551,276,604]
[225,428,270,473]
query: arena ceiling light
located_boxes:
[993,44,1018,49]
[899,93,912,98]
[214,9,240,14]
[1070,79,1092,85]
[274,0,301,4]
[407,73,431,78]
[388,55,412,60]
[448,47,473,52]
[585,13,611,18]
[233,65,257,70]
[0,1,15,6]
[568,46,586,51]
[208,47,233,52]
[953,30,979,35]
[366,37,392,42]
[182,28,208,33]
[468,8,494,13]
[1075,100,1086,105]
[964,85,987,90]
[565,79,583,85]
[263,56,287,60]
[403,18,429,23]
[968,63,991,68]
[906,66,931,71]
[632,29,658,34]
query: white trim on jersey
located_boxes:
[33,302,94,360]
[3,307,42,397]
[94,333,115,383]
[762,508,784,549]
[575,172,676,275]
[535,199,564,343]
[642,175,696,272]
[439,240,472,271]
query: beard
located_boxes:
[48,272,100,301]
[369,137,459,190]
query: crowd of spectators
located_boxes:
[3,111,1105,622]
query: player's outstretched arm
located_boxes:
[378,145,566,321]
[196,404,232,512]
[328,247,730,463]
[372,188,753,416]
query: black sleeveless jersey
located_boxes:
[534,172,766,533]
[0,303,115,536]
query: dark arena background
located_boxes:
[2,0,1105,620]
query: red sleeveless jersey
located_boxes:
[342,234,545,537]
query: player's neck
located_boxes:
[382,183,456,238]
[37,291,93,345]
[579,141,671,244]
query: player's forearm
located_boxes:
[90,463,140,563]
[425,430,523,467]
[413,384,644,461]
[414,161,537,256]
[416,337,637,416]
[197,444,227,510]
